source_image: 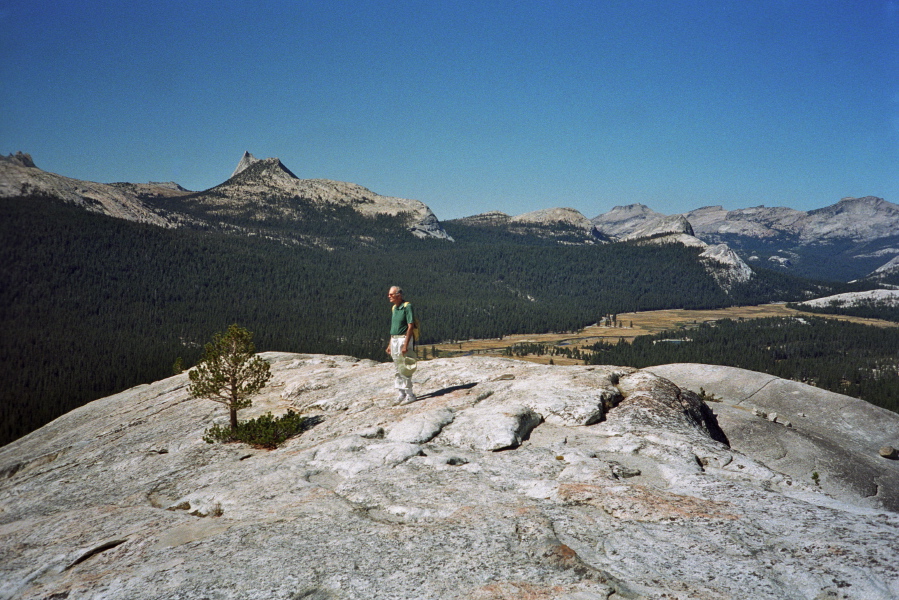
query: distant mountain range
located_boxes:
[3,150,898,282]
[594,199,899,282]
[4,150,892,447]
[0,151,452,244]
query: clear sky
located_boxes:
[2,1,897,220]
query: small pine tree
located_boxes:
[188,324,272,431]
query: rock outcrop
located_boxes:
[592,206,752,287]
[684,197,899,243]
[2,354,897,599]
[698,243,755,287]
[0,153,178,227]
[684,204,807,238]
[590,203,668,238]
[648,363,899,512]
[511,207,595,231]
[452,208,604,244]
[199,154,453,241]
[615,214,694,241]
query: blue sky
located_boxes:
[2,0,897,220]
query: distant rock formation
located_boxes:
[230,150,260,178]
[699,243,754,286]
[591,205,751,287]
[617,214,695,241]
[590,203,667,238]
[511,207,595,230]
[0,152,176,227]
[452,207,604,244]
[590,196,899,283]
[207,153,453,241]
[0,151,453,241]
[685,204,806,238]
[2,151,37,168]
[453,210,512,226]
[229,152,300,181]
[1,354,897,599]
[684,197,899,243]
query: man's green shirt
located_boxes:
[390,302,414,336]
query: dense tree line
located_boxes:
[585,317,899,413]
[0,195,863,446]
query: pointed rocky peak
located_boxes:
[225,154,300,186]
[230,151,260,178]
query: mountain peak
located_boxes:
[230,151,258,178]
[1,151,36,168]
[229,152,299,181]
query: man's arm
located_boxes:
[401,322,413,354]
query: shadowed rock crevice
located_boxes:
[65,539,128,570]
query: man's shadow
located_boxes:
[416,382,478,400]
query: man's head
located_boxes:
[388,286,403,306]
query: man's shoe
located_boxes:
[400,392,418,405]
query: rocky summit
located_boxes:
[198,153,453,241]
[2,354,897,600]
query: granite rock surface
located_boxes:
[1,354,897,600]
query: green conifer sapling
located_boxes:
[188,324,272,430]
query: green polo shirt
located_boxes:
[390,302,414,336]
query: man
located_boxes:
[386,286,417,404]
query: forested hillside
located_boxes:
[0,196,862,445]
[586,317,899,413]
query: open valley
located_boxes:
[431,303,899,365]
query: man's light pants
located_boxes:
[390,335,416,394]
